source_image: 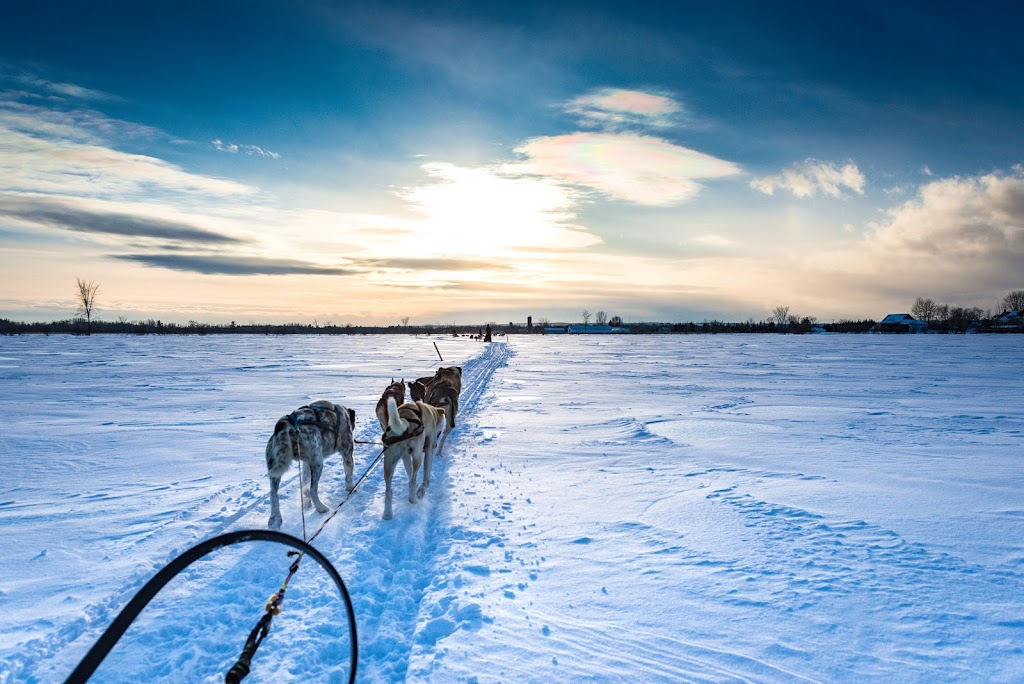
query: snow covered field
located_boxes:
[1,333,1022,683]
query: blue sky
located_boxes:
[1,1,1022,324]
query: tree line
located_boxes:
[909,289,1024,333]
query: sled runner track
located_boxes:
[332,340,513,683]
[6,341,511,683]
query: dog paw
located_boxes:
[383,510,393,520]
[268,516,282,530]
[416,485,427,499]
[315,503,329,513]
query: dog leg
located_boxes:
[343,450,355,492]
[299,462,314,509]
[383,452,395,520]
[418,435,435,499]
[307,459,330,513]
[268,474,283,530]
[436,423,451,458]
[404,448,418,504]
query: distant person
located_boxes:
[484,323,492,342]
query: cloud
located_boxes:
[212,139,239,154]
[113,253,356,276]
[0,103,254,199]
[565,88,682,129]
[351,257,512,271]
[866,170,1024,262]
[509,132,742,206]
[751,159,865,198]
[5,72,118,102]
[690,234,736,248]
[0,194,245,244]
[212,139,280,159]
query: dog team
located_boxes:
[265,366,462,528]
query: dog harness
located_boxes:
[277,404,343,436]
[382,403,425,446]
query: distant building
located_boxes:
[567,324,630,334]
[544,326,567,334]
[984,310,1024,333]
[877,313,928,334]
[995,310,1021,324]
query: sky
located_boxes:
[1,0,1022,325]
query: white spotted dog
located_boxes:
[381,396,446,520]
[266,400,355,530]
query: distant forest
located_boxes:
[0,317,883,336]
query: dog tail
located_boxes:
[385,396,408,436]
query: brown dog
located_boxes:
[409,375,435,403]
[424,366,461,456]
[375,379,406,431]
[381,397,446,520]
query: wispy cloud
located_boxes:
[0,194,245,244]
[6,72,118,102]
[113,253,356,276]
[751,159,865,198]
[690,234,736,248]
[212,139,280,159]
[565,88,683,130]
[351,257,512,272]
[0,102,253,199]
[509,132,741,206]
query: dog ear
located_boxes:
[456,366,462,374]
[348,408,355,425]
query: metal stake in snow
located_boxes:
[434,341,443,362]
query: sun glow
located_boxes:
[395,162,599,257]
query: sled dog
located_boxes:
[409,375,436,403]
[375,379,406,431]
[381,397,446,520]
[266,400,355,530]
[424,366,461,455]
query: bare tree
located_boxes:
[911,297,938,322]
[771,305,790,327]
[581,309,591,329]
[76,278,100,335]
[595,311,608,325]
[609,315,623,327]
[1002,289,1024,312]
[400,316,410,333]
